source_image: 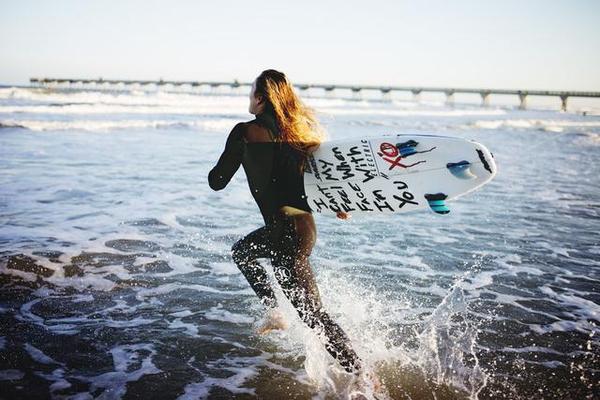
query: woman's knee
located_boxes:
[295,306,319,329]
[288,293,325,327]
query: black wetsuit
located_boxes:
[208,112,361,373]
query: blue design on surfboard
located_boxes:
[425,193,450,214]
[396,140,419,157]
[446,160,476,180]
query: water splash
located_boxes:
[412,283,488,399]
[258,257,490,399]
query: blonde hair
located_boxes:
[255,69,326,155]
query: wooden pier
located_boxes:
[30,77,600,112]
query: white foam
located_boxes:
[0,118,237,132]
[471,119,600,132]
[500,346,563,355]
[458,270,496,290]
[48,272,118,292]
[0,103,242,116]
[73,343,161,398]
[0,369,25,381]
[210,262,239,276]
[134,282,252,300]
[17,298,45,325]
[104,316,158,328]
[204,305,254,324]
[170,309,195,318]
[0,264,38,282]
[319,107,507,118]
[179,355,264,398]
[0,87,246,108]
[36,368,72,392]
[538,286,600,329]
[71,294,95,303]
[24,343,63,365]
[168,318,199,337]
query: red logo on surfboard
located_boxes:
[376,140,436,170]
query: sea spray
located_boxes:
[257,255,493,399]
[1,86,598,399]
[413,284,488,398]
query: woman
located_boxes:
[208,70,367,378]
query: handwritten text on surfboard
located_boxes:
[306,140,419,213]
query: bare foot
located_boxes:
[363,370,382,394]
[348,369,386,400]
[348,390,368,400]
[256,308,288,335]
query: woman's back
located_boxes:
[208,112,312,223]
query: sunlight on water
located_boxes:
[0,87,598,399]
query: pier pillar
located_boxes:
[324,86,335,98]
[233,85,246,96]
[381,88,392,102]
[193,83,205,94]
[445,90,455,106]
[297,84,310,98]
[351,87,362,100]
[230,80,242,95]
[518,92,528,110]
[411,89,422,102]
[480,91,491,107]
[560,95,568,112]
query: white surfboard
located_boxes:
[303,134,497,215]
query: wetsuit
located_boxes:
[208,111,361,373]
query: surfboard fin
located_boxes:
[425,193,450,214]
[446,160,476,179]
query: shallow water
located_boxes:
[0,87,598,399]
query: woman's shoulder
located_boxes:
[230,121,251,133]
[227,120,254,141]
[237,119,274,143]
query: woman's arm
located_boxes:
[208,123,246,191]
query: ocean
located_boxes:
[0,86,598,399]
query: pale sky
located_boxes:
[1,0,599,91]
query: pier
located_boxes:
[30,77,600,112]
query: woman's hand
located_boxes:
[336,211,352,220]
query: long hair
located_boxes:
[254,69,326,155]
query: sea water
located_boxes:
[0,87,598,399]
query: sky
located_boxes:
[1,0,599,91]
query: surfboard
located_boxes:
[303,134,497,215]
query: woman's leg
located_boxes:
[231,226,278,308]
[272,214,362,373]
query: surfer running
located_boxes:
[208,69,379,393]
